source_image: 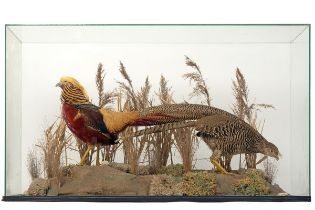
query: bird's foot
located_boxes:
[211,159,235,175]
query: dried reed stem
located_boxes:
[232,68,275,169]
[183,56,211,106]
[37,118,71,179]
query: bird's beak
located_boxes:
[276,152,282,160]
[55,82,62,88]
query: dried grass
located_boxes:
[27,148,41,180]
[232,68,274,169]
[157,75,175,105]
[118,62,138,110]
[183,56,211,106]
[75,137,92,165]
[263,158,278,183]
[174,128,197,173]
[96,63,118,108]
[37,118,71,180]
[145,75,175,173]
[118,63,152,174]
[96,63,120,163]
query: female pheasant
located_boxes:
[131,115,280,174]
[56,76,231,165]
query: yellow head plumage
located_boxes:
[56,76,90,104]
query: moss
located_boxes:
[149,175,182,196]
[108,162,131,173]
[233,170,270,195]
[157,164,184,177]
[182,171,216,196]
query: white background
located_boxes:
[14,38,302,194]
[0,0,314,210]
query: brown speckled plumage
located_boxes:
[194,115,279,162]
[139,104,231,124]
[133,114,280,173]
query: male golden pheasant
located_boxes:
[56,76,231,165]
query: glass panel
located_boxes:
[5,25,310,199]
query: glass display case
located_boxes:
[4,25,310,201]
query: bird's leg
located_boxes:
[224,155,232,172]
[96,144,100,166]
[78,145,93,166]
[210,150,233,175]
[211,159,230,174]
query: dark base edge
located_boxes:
[2,195,311,202]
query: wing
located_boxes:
[195,114,244,139]
[74,104,109,135]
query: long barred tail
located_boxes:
[138,104,232,124]
[130,121,197,137]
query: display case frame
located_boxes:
[3,24,311,202]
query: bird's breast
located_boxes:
[62,103,84,133]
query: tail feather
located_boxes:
[130,121,196,137]
[138,104,232,124]
[128,104,235,135]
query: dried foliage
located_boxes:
[174,128,198,173]
[137,76,152,109]
[263,158,278,183]
[121,125,148,174]
[183,56,211,106]
[157,75,175,105]
[118,63,152,174]
[146,131,174,173]
[145,75,175,173]
[232,68,275,124]
[96,63,118,108]
[117,62,138,110]
[232,68,275,169]
[37,119,71,179]
[27,148,41,180]
[182,56,212,171]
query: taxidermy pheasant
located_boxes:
[131,115,280,174]
[56,76,232,165]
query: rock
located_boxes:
[33,164,287,196]
[47,177,60,196]
[215,173,245,195]
[27,178,49,196]
[100,160,109,165]
[49,165,152,196]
